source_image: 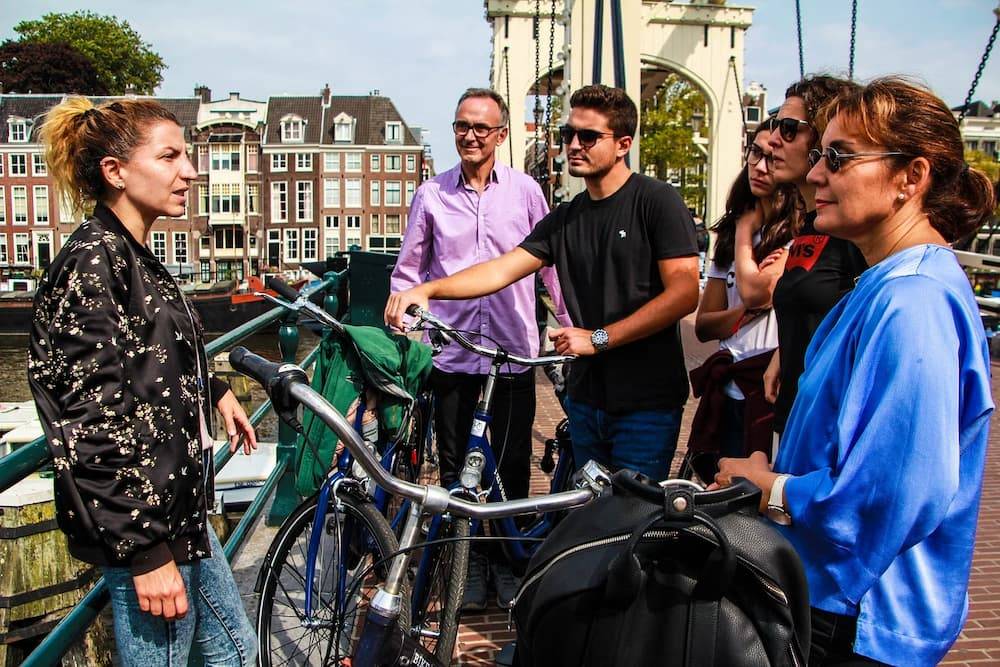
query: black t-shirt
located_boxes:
[771,212,867,432]
[520,173,699,413]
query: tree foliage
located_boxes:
[0,40,108,95]
[640,74,709,213]
[14,11,164,94]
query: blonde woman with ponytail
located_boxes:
[30,97,257,665]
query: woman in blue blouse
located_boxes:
[714,77,995,666]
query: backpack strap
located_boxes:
[686,598,720,666]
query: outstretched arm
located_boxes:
[384,247,545,330]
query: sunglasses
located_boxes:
[768,117,812,143]
[452,120,505,138]
[746,144,774,167]
[808,146,911,173]
[559,125,616,148]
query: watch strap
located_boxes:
[768,474,790,511]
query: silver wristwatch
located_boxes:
[764,474,792,526]
[591,328,609,352]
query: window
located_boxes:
[324,152,340,172]
[325,215,340,230]
[345,179,361,208]
[385,155,401,172]
[211,144,241,171]
[247,145,259,172]
[151,232,167,262]
[296,153,312,171]
[385,214,401,234]
[271,182,288,221]
[370,214,380,234]
[0,154,3,175]
[385,181,401,206]
[406,154,416,172]
[345,153,362,172]
[32,154,47,176]
[745,107,761,123]
[323,179,340,207]
[282,118,304,142]
[296,181,313,221]
[200,236,211,252]
[0,234,7,264]
[370,180,381,206]
[346,215,361,229]
[405,181,415,206]
[12,186,27,225]
[211,183,241,214]
[33,186,49,224]
[10,154,26,176]
[9,121,27,143]
[215,227,245,249]
[346,233,362,250]
[284,229,299,261]
[199,186,209,215]
[198,146,209,172]
[370,154,381,172]
[271,153,287,171]
[174,232,189,265]
[324,229,340,258]
[303,228,318,260]
[14,233,29,264]
[335,118,354,142]
[385,122,402,144]
[0,188,5,224]
[201,260,211,283]
[247,184,259,214]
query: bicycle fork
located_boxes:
[355,500,443,667]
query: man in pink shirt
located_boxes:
[391,88,565,610]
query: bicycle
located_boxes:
[231,345,611,667]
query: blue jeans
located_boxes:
[101,525,256,666]
[564,396,683,482]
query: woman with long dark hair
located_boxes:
[688,119,798,478]
[31,97,257,665]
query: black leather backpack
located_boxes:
[513,470,810,666]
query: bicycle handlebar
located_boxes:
[265,275,302,303]
[261,276,346,335]
[407,305,576,368]
[229,347,608,518]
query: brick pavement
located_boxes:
[452,317,1000,665]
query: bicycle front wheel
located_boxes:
[410,514,470,664]
[257,490,409,666]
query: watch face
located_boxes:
[592,329,609,348]
[765,506,792,526]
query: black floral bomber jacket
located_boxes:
[28,204,229,575]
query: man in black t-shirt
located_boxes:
[386,85,699,481]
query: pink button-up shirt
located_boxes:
[391,162,569,374]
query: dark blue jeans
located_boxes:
[101,525,256,666]
[564,395,683,482]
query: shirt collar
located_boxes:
[456,162,502,189]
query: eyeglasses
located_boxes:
[808,146,911,173]
[452,120,505,138]
[746,144,774,167]
[770,117,812,143]
[559,125,616,148]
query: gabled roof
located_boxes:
[264,96,323,144]
[0,94,202,142]
[952,100,999,119]
[0,95,63,142]
[321,96,421,146]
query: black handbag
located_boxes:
[513,470,810,666]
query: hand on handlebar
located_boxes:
[548,327,598,356]
[384,286,430,332]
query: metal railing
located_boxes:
[0,270,346,666]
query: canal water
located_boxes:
[0,330,322,442]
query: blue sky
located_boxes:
[2,1,997,167]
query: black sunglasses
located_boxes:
[746,144,774,167]
[559,125,615,148]
[808,146,911,173]
[452,120,505,138]
[770,117,812,143]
